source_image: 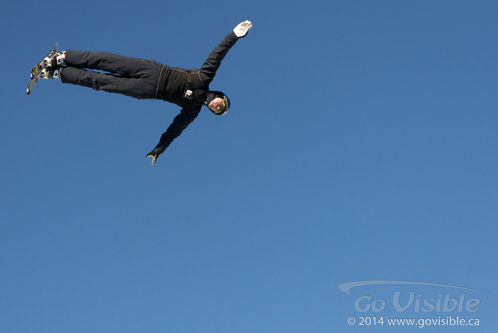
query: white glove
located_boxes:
[146,148,161,165]
[233,20,252,38]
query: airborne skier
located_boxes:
[33,20,253,165]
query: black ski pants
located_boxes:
[61,50,164,99]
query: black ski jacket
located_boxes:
[154,31,239,155]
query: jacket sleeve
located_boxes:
[154,111,199,154]
[200,31,239,83]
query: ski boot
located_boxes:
[31,51,66,79]
[40,66,63,79]
[45,51,66,68]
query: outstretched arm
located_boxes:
[146,112,198,165]
[200,20,252,82]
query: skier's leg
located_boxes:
[65,50,163,79]
[61,66,159,100]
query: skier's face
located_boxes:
[208,97,225,114]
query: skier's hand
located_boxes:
[146,148,162,165]
[233,20,252,38]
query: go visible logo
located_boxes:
[339,280,491,313]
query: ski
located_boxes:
[27,42,58,95]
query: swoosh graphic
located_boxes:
[338,280,492,295]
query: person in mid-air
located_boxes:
[40,20,253,165]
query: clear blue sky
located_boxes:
[1,0,497,332]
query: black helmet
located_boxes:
[207,91,231,116]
